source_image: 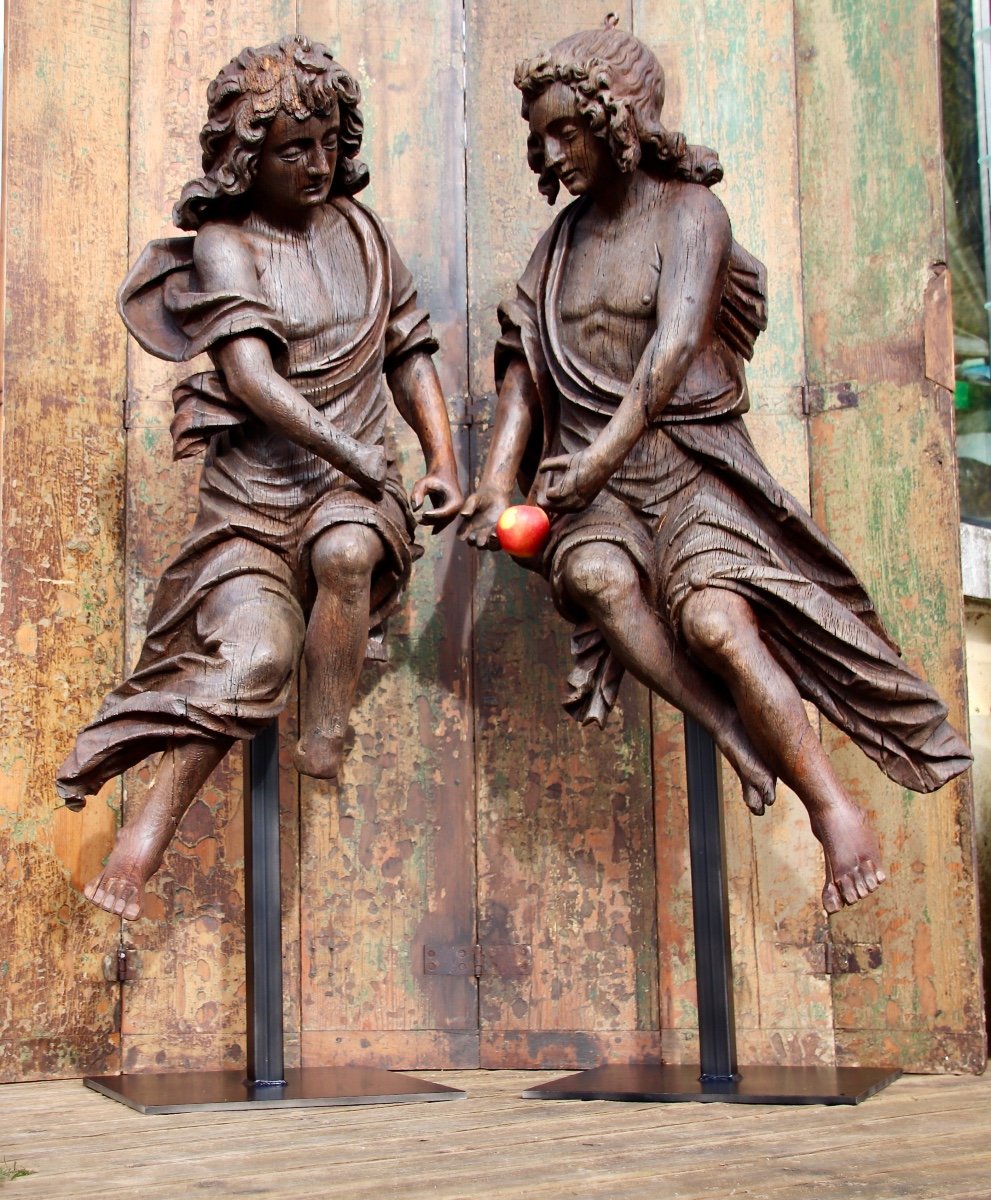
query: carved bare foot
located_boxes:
[812,800,887,913]
[717,721,777,815]
[293,728,347,779]
[83,827,164,921]
[84,870,144,921]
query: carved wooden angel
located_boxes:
[460,19,970,913]
[57,36,463,920]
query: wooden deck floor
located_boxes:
[1,1067,988,1199]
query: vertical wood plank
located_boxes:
[466,1,661,1070]
[635,1,838,1067]
[795,0,984,1071]
[294,0,477,1068]
[0,0,130,1080]
[118,0,298,1075]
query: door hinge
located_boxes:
[422,943,532,978]
[824,941,882,975]
[801,380,860,416]
[103,945,140,984]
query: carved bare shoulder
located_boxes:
[655,181,732,260]
[192,220,260,293]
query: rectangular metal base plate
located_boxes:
[522,1063,902,1106]
[85,1067,465,1114]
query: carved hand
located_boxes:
[412,466,465,534]
[458,485,514,550]
[534,449,610,512]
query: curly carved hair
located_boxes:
[173,35,368,230]
[515,17,722,203]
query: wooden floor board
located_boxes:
[0,1069,987,1199]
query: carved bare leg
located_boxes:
[559,543,776,814]
[84,736,233,921]
[681,587,886,912]
[294,524,385,779]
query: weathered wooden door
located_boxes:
[1,0,984,1082]
[111,0,481,1075]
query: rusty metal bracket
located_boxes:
[423,944,475,977]
[102,945,140,984]
[480,943,532,978]
[802,380,860,415]
[422,943,532,978]
[824,942,882,975]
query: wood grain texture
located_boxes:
[465,1,661,1069]
[116,0,298,1076]
[295,2,477,1058]
[796,0,984,1071]
[0,0,130,1081]
[2,1070,989,1200]
[466,1,634,396]
[300,0,469,409]
[634,0,838,1068]
[300,1028,480,1070]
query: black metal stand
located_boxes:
[523,717,902,1106]
[86,723,464,1113]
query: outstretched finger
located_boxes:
[457,496,498,548]
[410,476,432,510]
[420,494,463,532]
[413,480,460,531]
[543,477,577,505]
[412,474,452,509]
[536,454,570,475]
[459,521,500,550]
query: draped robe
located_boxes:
[496,196,971,794]
[57,198,436,805]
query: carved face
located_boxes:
[252,106,340,216]
[528,81,616,196]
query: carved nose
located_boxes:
[308,147,331,176]
[544,140,564,169]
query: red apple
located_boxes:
[496,504,551,557]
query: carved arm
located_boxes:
[386,351,464,529]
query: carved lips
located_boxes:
[496,505,551,557]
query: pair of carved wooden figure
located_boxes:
[56,28,971,924]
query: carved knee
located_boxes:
[682,592,745,663]
[310,525,381,591]
[234,631,297,699]
[202,591,302,702]
[562,544,639,613]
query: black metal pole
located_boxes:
[522,718,901,1104]
[84,719,465,1111]
[683,715,737,1083]
[243,720,287,1087]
